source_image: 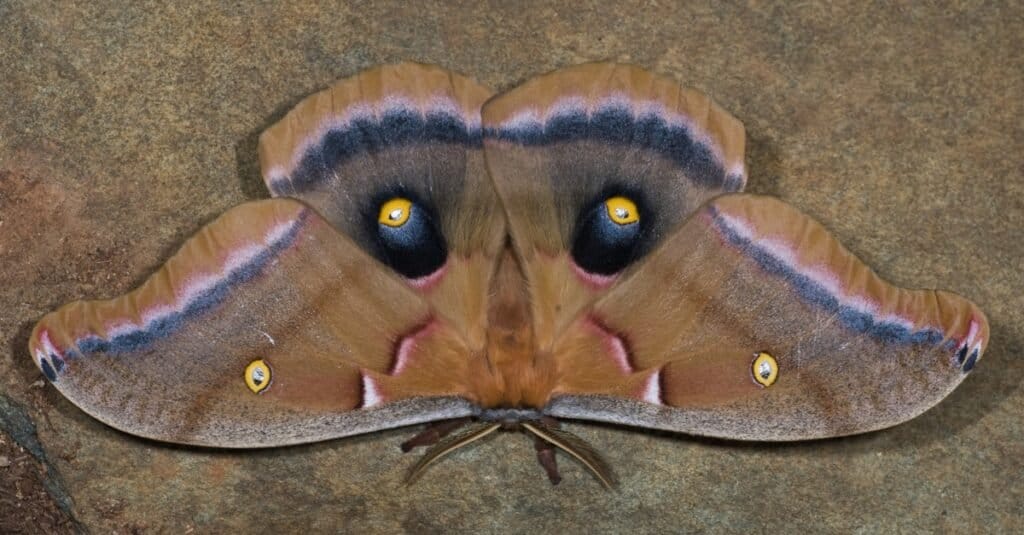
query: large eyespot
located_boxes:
[751,352,778,387]
[373,196,447,279]
[245,359,272,394]
[571,194,644,275]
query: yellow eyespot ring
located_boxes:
[245,359,272,394]
[605,196,639,225]
[751,352,778,387]
[378,198,413,227]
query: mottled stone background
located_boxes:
[1,2,1020,532]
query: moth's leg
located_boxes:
[533,416,563,485]
[400,417,473,452]
[533,433,562,485]
[522,417,616,489]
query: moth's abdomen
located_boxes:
[465,246,559,409]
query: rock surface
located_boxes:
[1,2,1021,532]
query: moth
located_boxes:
[29,63,988,488]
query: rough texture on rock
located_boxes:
[1,2,1021,532]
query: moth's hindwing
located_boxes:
[30,199,476,447]
[547,194,988,440]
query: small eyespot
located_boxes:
[605,196,639,225]
[751,352,778,387]
[378,198,412,228]
[245,359,271,394]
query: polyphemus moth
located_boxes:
[29,63,989,488]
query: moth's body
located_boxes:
[472,246,553,409]
[29,62,988,487]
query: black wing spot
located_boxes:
[570,188,651,275]
[365,190,447,279]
